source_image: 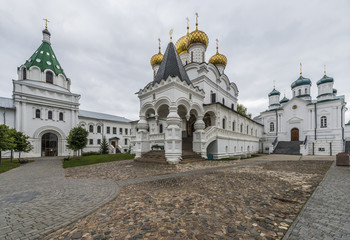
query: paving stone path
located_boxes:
[0,158,119,240]
[283,162,350,240]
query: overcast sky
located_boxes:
[0,0,349,121]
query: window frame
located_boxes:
[320,116,327,128]
[46,71,54,84]
[269,122,274,132]
[35,109,41,118]
[48,110,53,120]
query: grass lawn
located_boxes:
[63,153,135,168]
[0,159,22,174]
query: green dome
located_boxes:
[291,75,311,88]
[280,96,289,103]
[268,88,280,97]
[22,29,67,78]
[317,75,334,86]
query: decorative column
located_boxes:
[134,116,150,158]
[193,116,206,158]
[165,105,182,164]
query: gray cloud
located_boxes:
[0,0,349,121]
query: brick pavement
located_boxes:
[0,158,119,240]
[283,162,350,240]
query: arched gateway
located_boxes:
[41,133,58,156]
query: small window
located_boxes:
[202,52,205,62]
[35,109,41,118]
[270,122,274,132]
[23,68,27,80]
[48,110,53,120]
[211,92,216,103]
[231,104,234,110]
[89,139,93,145]
[59,112,63,121]
[321,116,327,128]
[298,89,301,96]
[191,52,193,62]
[246,126,249,134]
[97,139,101,145]
[222,118,226,129]
[305,88,307,94]
[113,127,117,134]
[124,139,128,145]
[251,128,253,135]
[222,98,225,106]
[89,125,94,133]
[106,126,110,134]
[232,121,235,131]
[119,128,123,134]
[46,71,53,84]
[293,91,295,97]
[159,124,163,133]
[125,128,128,135]
[97,126,101,133]
[240,124,243,133]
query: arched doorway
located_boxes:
[291,128,299,141]
[41,133,58,156]
[186,114,196,137]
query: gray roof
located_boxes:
[0,97,15,108]
[79,110,132,123]
[153,42,191,86]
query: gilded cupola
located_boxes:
[188,13,209,49]
[209,39,227,66]
[150,39,163,67]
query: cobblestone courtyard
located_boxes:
[47,156,334,240]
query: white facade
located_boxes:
[0,27,133,158]
[257,72,347,156]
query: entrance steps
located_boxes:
[273,141,303,155]
[135,137,205,164]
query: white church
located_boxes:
[0,17,349,162]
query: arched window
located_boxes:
[124,139,128,145]
[89,125,94,133]
[48,110,53,120]
[35,109,41,118]
[59,112,63,121]
[222,98,225,106]
[298,89,301,96]
[321,116,327,128]
[246,125,249,134]
[159,124,163,133]
[251,128,253,135]
[240,124,243,133]
[270,122,274,132]
[232,121,235,131]
[22,68,27,80]
[46,71,53,84]
[231,104,234,110]
[97,126,101,133]
[305,88,307,94]
[222,118,226,129]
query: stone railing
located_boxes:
[149,133,165,141]
[205,126,259,142]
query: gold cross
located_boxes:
[158,38,161,53]
[169,28,173,42]
[195,12,199,29]
[300,62,302,76]
[324,64,326,75]
[216,38,219,53]
[186,17,190,34]
[43,18,50,29]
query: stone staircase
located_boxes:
[134,150,167,164]
[135,137,205,164]
[345,141,350,154]
[273,141,303,155]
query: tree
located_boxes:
[67,126,88,160]
[237,104,252,119]
[13,131,33,159]
[0,124,15,164]
[99,136,109,154]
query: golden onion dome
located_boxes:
[209,39,227,66]
[175,35,189,55]
[188,14,209,49]
[150,39,163,66]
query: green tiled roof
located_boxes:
[23,30,67,79]
[291,75,311,88]
[280,97,289,103]
[268,88,280,97]
[317,75,334,86]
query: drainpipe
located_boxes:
[314,103,317,140]
[341,105,344,141]
[3,107,6,124]
[275,110,278,137]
